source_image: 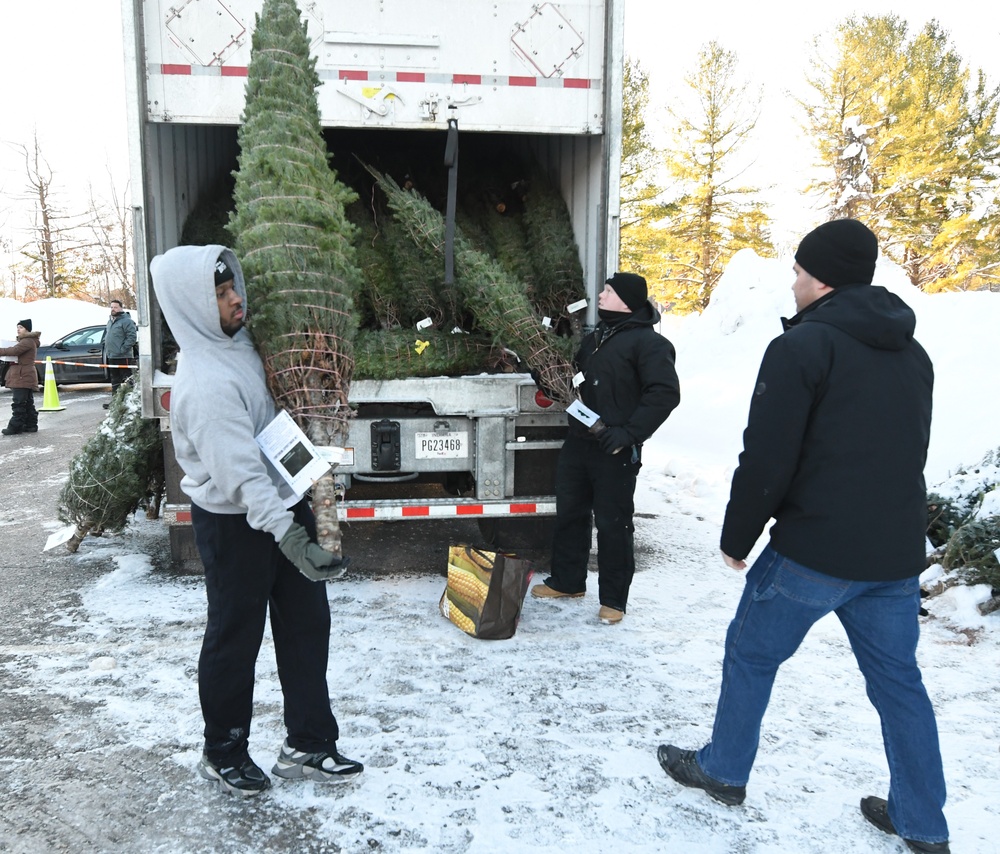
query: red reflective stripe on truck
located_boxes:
[456,504,484,515]
[402,506,431,517]
[176,510,192,522]
[346,507,376,518]
[153,66,597,90]
[510,503,537,514]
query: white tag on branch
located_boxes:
[542,316,553,328]
[995,546,1000,563]
[572,371,585,387]
[451,326,466,334]
[416,317,433,330]
[567,298,588,314]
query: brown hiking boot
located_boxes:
[598,605,624,624]
[530,583,585,600]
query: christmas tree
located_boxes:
[227,0,361,557]
[366,166,576,404]
[59,381,164,552]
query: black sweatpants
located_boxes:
[8,388,37,432]
[191,501,340,765]
[546,435,641,612]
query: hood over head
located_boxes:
[149,245,246,352]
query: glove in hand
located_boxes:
[597,426,631,455]
[278,522,350,581]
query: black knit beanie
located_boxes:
[214,256,234,285]
[795,219,878,287]
[605,272,648,311]
[17,318,32,332]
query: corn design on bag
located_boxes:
[440,545,534,639]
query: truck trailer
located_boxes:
[121,0,624,567]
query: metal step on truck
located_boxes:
[121,0,624,567]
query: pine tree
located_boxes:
[619,56,677,293]
[59,381,164,552]
[366,166,576,404]
[354,329,497,379]
[658,42,773,312]
[802,15,1000,291]
[227,0,361,556]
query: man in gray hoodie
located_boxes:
[150,245,360,797]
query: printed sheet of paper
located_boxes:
[565,399,601,428]
[0,339,16,363]
[255,410,331,497]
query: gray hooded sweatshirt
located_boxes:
[150,245,296,541]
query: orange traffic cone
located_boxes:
[39,356,65,412]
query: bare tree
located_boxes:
[87,170,134,307]
[16,133,92,299]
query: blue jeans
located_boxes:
[697,545,948,844]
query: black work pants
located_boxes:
[546,435,640,611]
[191,501,340,765]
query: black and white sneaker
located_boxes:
[271,739,364,782]
[198,752,271,797]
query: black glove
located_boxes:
[278,523,350,581]
[597,426,632,455]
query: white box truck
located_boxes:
[121,0,624,566]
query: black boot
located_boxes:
[2,424,23,436]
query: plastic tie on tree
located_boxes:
[414,339,430,355]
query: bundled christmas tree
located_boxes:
[365,166,576,404]
[59,381,164,552]
[354,329,498,379]
[522,166,586,332]
[227,0,362,557]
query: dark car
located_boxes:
[34,325,109,386]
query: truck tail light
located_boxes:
[160,390,171,411]
[534,389,554,409]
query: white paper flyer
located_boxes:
[565,399,601,428]
[255,410,331,497]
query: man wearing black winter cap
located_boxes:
[531,272,680,624]
[657,219,950,853]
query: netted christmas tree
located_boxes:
[354,329,499,379]
[58,381,164,552]
[227,0,361,557]
[365,166,576,404]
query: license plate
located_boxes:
[415,431,468,459]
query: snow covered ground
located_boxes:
[4,253,999,852]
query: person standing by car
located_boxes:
[103,299,138,408]
[0,319,40,436]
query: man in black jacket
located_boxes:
[657,220,949,854]
[531,272,680,624]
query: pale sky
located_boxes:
[0,1,997,251]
